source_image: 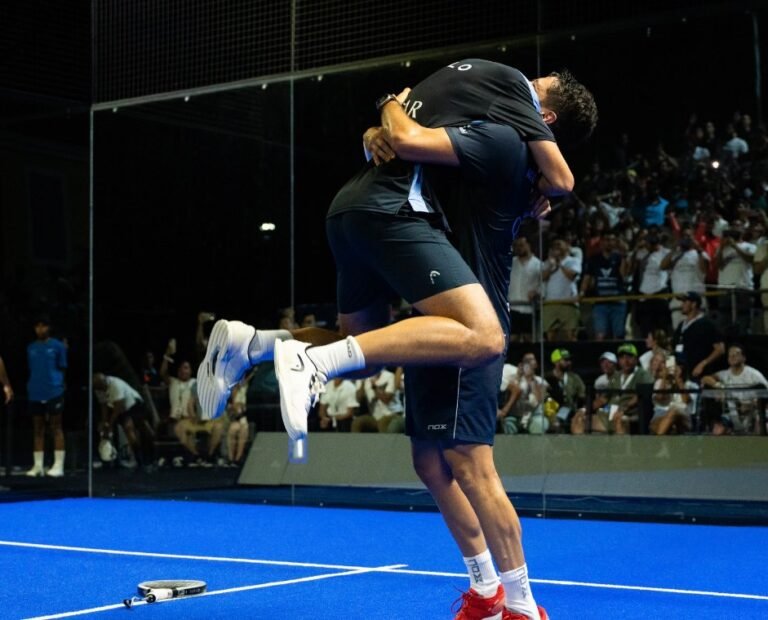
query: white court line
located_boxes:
[23,563,407,620]
[6,539,768,604]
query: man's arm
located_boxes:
[378,96,459,166]
[0,356,13,404]
[692,342,726,379]
[527,140,574,197]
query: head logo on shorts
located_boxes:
[429,270,441,284]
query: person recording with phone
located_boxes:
[661,225,709,329]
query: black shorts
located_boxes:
[404,354,504,446]
[27,395,65,417]
[326,210,479,313]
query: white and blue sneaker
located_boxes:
[197,319,255,420]
[274,339,326,440]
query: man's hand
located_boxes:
[2,384,13,404]
[395,87,411,104]
[363,127,396,166]
[530,193,552,220]
[692,361,707,378]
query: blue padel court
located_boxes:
[0,498,766,619]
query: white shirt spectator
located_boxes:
[95,375,143,410]
[500,363,518,391]
[715,366,768,419]
[319,379,359,427]
[670,249,708,293]
[718,242,756,289]
[544,255,581,300]
[638,247,671,294]
[715,365,768,392]
[168,377,196,420]
[723,136,749,159]
[363,369,404,420]
[507,255,541,315]
[599,200,625,229]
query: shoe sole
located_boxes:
[198,320,251,419]
[273,339,306,441]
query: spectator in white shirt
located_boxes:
[630,231,672,336]
[507,236,541,342]
[722,124,749,161]
[93,373,155,470]
[353,368,404,433]
[661,227,709,329]
[701,344,768,435]
[318,378,359,432]
[542,238,582,341]
[716,228,756,330]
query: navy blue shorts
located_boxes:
[326,210,479,313]
[404,353,505,446]
[27,395,65,417]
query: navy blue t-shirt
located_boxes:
[586,252,626,298]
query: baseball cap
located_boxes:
[550,348,571,363]
[676,291,702,305]
[617,343,638,357]
[599,351,618,364]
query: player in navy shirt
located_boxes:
[26,316,68,477]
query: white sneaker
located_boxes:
[25,465,43,477]
[197,319,255,420]
[46,464,64,478]
[274,339,326,441]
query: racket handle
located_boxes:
[146,588,174,603]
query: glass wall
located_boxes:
[91,84,291,495]
[89,8,768,519]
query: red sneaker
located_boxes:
[502,605,549,620]
[453,584,505,620]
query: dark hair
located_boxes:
[547,70,598,146]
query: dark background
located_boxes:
[0,0,766,429]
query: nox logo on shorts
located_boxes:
[429,270,441,284]
[427,423,448,430]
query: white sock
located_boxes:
[53,450,65,468]
[248,329,292,363]
[500,564,540,620]
[33,451,43,469]
[463,549,500,597]
[305,336,365,380]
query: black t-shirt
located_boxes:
[327,59,553,218]
[586,252,626,297]
[673,315,724,375]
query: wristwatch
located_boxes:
[375,93,399,112]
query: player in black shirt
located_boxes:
[198,61,596,619]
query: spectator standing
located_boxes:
[661,226,709,329]
[581,231,630,340]
[672,292,725,381]
[507,236,541,342]
[542,238,581,341]
[716,228,756,331]
[630,231,671,336]
[25,315,67,477]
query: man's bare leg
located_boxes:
[442,443,541,619]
